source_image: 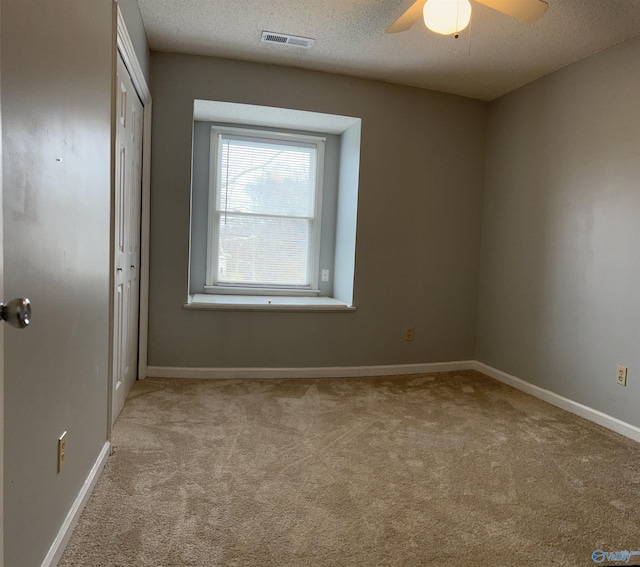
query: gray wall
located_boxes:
[476,35,640,427]
[118,0,150,83]
[2,1,113,565]
[149,53,487,368]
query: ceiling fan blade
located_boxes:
[474,0,549,23]
[386,0,429,33]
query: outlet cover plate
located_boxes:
[616,365,628,386]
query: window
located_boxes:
[188,100,361,311]
[206,128,325,296]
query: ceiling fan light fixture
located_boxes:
[423,0,472,36]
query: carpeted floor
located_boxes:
[59,371,640,566]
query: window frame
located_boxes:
[204,126,326,296]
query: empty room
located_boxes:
[2,0,640,566]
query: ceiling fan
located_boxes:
[386,0,549,37]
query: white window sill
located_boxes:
[185,293,355,312]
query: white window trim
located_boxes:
[203,284,321,296]
[205,126,325,295]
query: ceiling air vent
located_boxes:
[261,31,315,49]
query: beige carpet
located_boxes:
[59,371,640,566]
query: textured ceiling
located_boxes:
[137,0,640,101]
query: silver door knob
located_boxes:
[1,297,31,329]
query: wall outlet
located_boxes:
[405,327,414,341]
[616,366,628,387]
[58,431,67,473]
[321,269,330,282]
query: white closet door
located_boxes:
[113,53,143,425]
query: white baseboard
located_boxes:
[473,361,640,443]
[41,441,111,567]
[146,361,476,380]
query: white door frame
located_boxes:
[0,4,5,565]
[110,7,152,434]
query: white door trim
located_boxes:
[113,7,152,433]
[0,3,5,562]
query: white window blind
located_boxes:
[209,130,324,291]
